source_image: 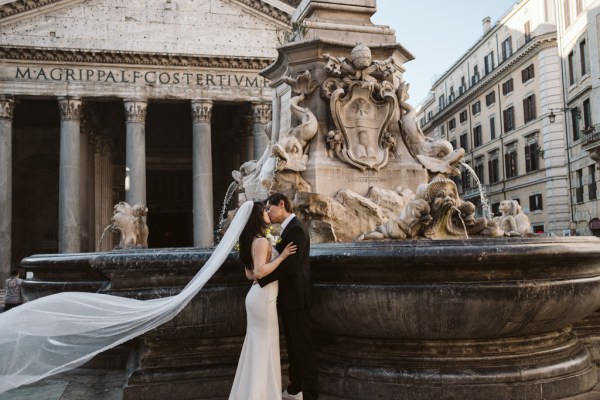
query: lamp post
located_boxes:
[548,107,581,123]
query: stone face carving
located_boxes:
[111,202,149,249]
[494,200,533,237]
[322,44,397,171]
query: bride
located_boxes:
[0,200,291,395]
[230,201,296,399]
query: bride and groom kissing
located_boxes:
[230,192,319,400]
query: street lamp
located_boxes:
[549,107,581,123]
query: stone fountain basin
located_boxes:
[309,236,600,340]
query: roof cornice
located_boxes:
[231,0,293,24]
[0,45,275,70]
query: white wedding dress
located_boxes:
[229,247,281,399]
[0,202,257,395]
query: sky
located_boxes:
[372,0,519,105]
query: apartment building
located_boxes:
[417,0,600,236]
[561,0,600,235]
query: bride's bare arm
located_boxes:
[252,237,297,279]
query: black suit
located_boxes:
[258,216,318,399]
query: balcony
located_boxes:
[581,123,600,163]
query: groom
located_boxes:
[258,192,319,400]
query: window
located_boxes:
[576,169,584,203]
[461,164,472,191]
[521,64,535,83]
[472,101,481,115]
[459,110,468,123]
[449,86,455,102]
[490,117,496,139]
[524,21,531,43]
[485,91,496,106]
[583,99,592,129]
[440,125,446,138]
[474,158,485,184]
[572,108,580,141]
[568,51,575,85]
[503,106,515,132]
[474,125,482,148]
[505,146,518,178]
[502,78,514,95]
[460,76,466,95]
[448,118,456,131]
[460,133,468,151]
[576,0,583,15]
[427,110,433,121]
[580,39,588,76]
[589,166,597,200]
[420,117,426,128]
[523,95,537,123]
[488,155,499,183]
[438,95,446,110]
[502,37,513,61]
[532,225,545,234]
[484,52,494,75]
[525,141,540,172]
[472,65,480,85]
[529,194,543,211]
[564,0,571,29]
[450,139,457,150]
[492,202,501,216]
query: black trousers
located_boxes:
[282,308,319,399]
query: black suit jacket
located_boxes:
[257,217,312,311]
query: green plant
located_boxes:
[277,21,308,45]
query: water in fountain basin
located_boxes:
[461,162,494,220]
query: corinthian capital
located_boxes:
[0,97,15,120]
[58,97,82,121]
[123,99,147,123]
[191,99,213,123]
[252,102,272,124]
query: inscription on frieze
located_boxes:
[11,66,268,88]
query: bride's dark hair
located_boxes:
[238,201,268,270]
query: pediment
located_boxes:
[0,0,293,59]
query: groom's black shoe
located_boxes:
[282,389,303,399]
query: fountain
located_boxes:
[19,1,600,399]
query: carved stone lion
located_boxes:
[111,201,149,249]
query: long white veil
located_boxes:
[0,201,254,394]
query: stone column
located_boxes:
[252,102,272,160]
[0,97,15,281]
[58,97,83,253]
[191,99,214,247]
[94,135,114,252]
[123,99,147,207]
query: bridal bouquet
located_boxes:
[265,227,281,247]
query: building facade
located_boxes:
[560,0,600,235]
[418,0,600,237]
[0,0,298,281]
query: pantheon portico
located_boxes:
[0,0,299,281]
